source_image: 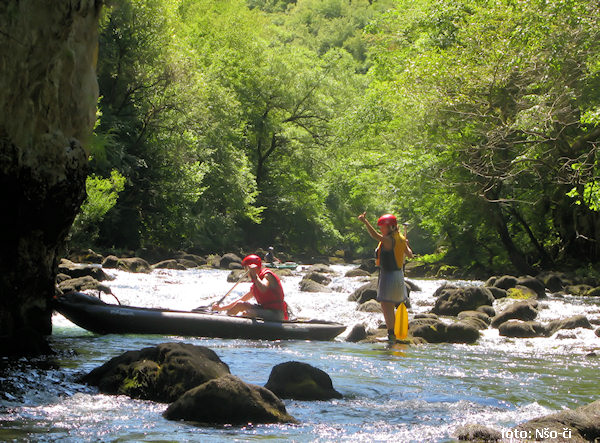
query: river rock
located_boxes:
[596,327,600,337]
[81,342,231,403]
[409,318,480,344]
[431,286,494,316]
[57,276,112,294]
[457,311,492,330]
[348,281,377,303]
[68,249,104,264]
[546,315,593,336]
[345,268,371,277]
[299,278,332,293]
[498,320,546,338]
[102,256,151,273]
[454,424,502,442]
[491,301,538,328]
[346,324,368,342]
[357,300,382,313]
[487,286,508,299]
[152,259,187,270]
[58,259,113,282]
[477,305,496,317]
[515,398,600,442]
[163,374,297,425]
[565,284,594,296]
[516,276,547,298]
[264,361,342,400]
[175,253,207,266]
[220,253,242,269]
[358,258,377,274]
[537,271,569,293]
[302,271,332,286]
[492,275,518,290]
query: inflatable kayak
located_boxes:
[53,292,346,341]
[264,262,298,270]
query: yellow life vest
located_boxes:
[376,231,406,270]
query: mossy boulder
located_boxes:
[81,342,230,403]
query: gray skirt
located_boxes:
[377,268,408,304]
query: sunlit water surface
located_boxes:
[1,265,599,442]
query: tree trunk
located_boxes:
[487,201,534,275]
[0,1,102,356]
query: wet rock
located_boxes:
[493,275,518,290]
[58,259,113,281]
[81,342,230,403]
[405,279,422,292]
[348,280,377,303]
[596,328,600,338]
[565,284,594,296]
[516,276,547,298]
[498,320,545,338]
[431,286,494,316]
[302,272,332,286]
[306,264,335,274]
[358,258,377,274]
[102,256,151,273]
[538,271,568,293]
[175,253,207,266]
[57,276,112,294]
[409,318,480,344]
[546,315,593,336]
[264,361,342,400]
[491,301,538,328]
[220,253,242,269]
[458,310,492,325]
[163,374,297,425]
[346,324,368,342]
[299,278,331,293]
[477,305,496,317]
[345,268,371,277]
[515,399,600,442]
[487,286,508,299]
[455,424,502,442]
[68,249,104,264]
[152,259,187,270]
[357,300,381,313]
[507,285,539,300]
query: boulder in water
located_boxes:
[163,374,297,425]
[264,361,342,400]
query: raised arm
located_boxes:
[358,212,384,242]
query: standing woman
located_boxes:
[358,212,413,341]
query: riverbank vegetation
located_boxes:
[70,0,600,277]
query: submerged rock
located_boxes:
[163,374,297,425]
[264,361,342,400]
[454,423,502,442]
[81,342,230,403]
[515,399,600,442]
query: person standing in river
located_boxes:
[212,254,288,321]
[357,212,413,341]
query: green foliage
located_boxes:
[75,0,599,271]
[70,170,126,247]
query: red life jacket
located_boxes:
[251,269,288,320]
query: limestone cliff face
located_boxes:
[0,1,102,355]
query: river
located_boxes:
[1,265,599,442]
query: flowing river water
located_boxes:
[1,265,599,442]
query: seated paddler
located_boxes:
[212,254,289,321]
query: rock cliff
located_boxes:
[0,1,102,355]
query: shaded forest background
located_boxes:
[70,0,600,277]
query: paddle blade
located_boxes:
[394,303,408,340]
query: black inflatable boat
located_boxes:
[53,292,346,341]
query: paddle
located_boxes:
[394,222,410,340]
[193,269,249,312]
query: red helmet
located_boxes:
[377,214,397,227]
[242,254,262,268]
